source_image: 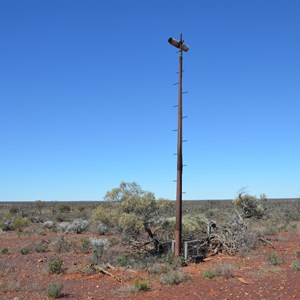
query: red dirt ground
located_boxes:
[1,230,300,300]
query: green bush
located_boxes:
[233,192,265,219]
[131,278,149,291]
[9,207,19,214]
[122,277,150,293]
[12,218,29,231]
[47,282,64,298]
[118,213,144,241]
[182,215,207,240]
[291,261,300,271]
[48,258,63,274]
[162,252,187,269]
[59,204,71,213]
[20,247,30,255]
[55,213,68,222]
[203,270,216,279]
[117,254,131,267]
[268,253,280,266]
[80,238,91,253]
[92,204,119,229]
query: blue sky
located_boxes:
[0,0,299,201]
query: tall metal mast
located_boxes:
[168,34,189,257]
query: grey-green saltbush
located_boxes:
[58,219,89,234]
[43,220,54,229]
[90,237,109,265]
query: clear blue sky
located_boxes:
[0,0,299,201]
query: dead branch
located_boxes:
[97,266,122,283]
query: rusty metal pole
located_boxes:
[168,33,189,258]
[175,33,183,258]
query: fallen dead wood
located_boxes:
[185,216,272,258]
[95,265,122,283]
[259,236,275,248]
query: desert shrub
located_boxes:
[296,250,300,259]
[160,270,191,285]
[69,238,91,254]
[132,278,149,291]
[20,247,30,255]
[147,263,171,275]
[35,241,48,253]
[90,237,109,265]
[30,215,44,223]
[233,192,265,219]
[52,237,71,253]
[182,215,207,240]
[161,252,187,269]
[12,218,29,231]
[117,253,131,267]
[260,223,278,235]
[213,263,237,278]
[0,220,13,231]
[43,220,54,229]
[203,270,216,279]
[80,238,91,253]
[68,219,89,234]
[58,222,70,232]
[55,213,69,222]
[38,229,47,236]
[291,261,300,271]
[59,204,71,213]
[35,200,45,214]
[118,214,143,241]
[123,278,150,293]
[47,282,64,298]
[118,191,172,252]
[92,204,119,230]
[58,219,89,234]
[96,182,174,254]
[48,258,63,274]
[75,238,91,253]
[0,259,10,277]
[53,236,91,254]
[9,206,19,214]
[77,206,85,212]
[108,237,119,246]
[268,253,280,266]
[104,181,144,202]
[116,252,155,269]
[96,222,108,235]
[81,265,97,275]
[1,248,9,255]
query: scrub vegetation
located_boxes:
[0,182,299,299]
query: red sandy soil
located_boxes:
[0,229,299,300]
